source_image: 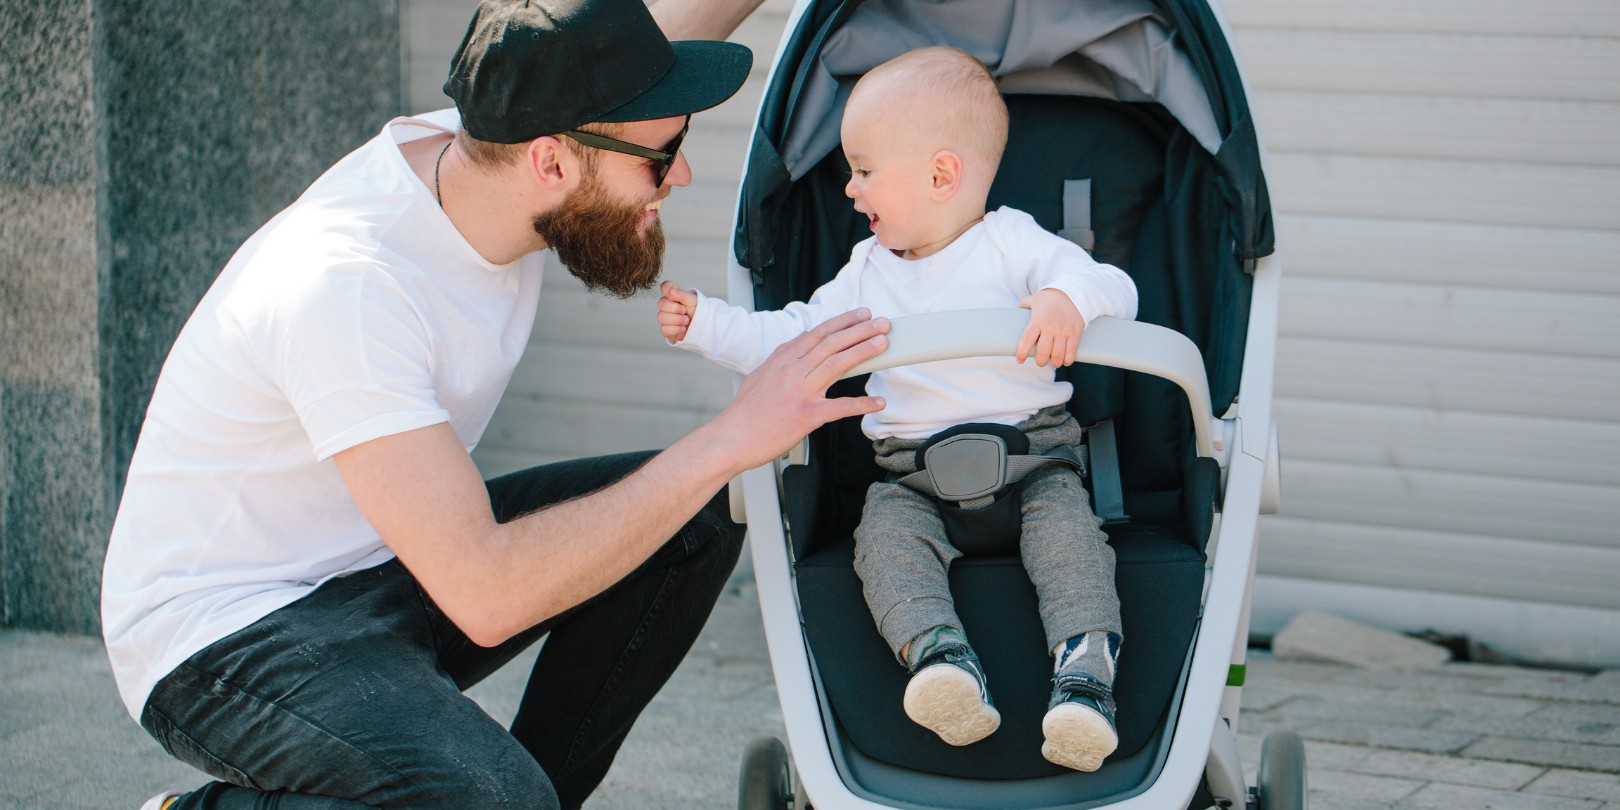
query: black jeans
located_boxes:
[139,451,744,810]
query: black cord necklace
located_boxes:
[434,140,452,209]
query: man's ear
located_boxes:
[930,149,962,200]
[527,136,579,192]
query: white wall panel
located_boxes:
[1280,277,1620,358]
[1276,398,1620,487]
[1225,0,1620,37]
[1234,29,1620,102]
[1278,459,1620,552]
[1267,152,1620,230]
[1276,336,1620,421]
[480,397,712,463]
[1258,517,1620,611]
[1253,92,1620,166]
[506,346,734,413]
[1276,216,1620,295]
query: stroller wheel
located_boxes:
[738,735,793,810]
[1255,730,1308,809]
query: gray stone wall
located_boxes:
[0,0,402,634]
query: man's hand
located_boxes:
[658,280,699,342]
[1017,288,1085,367]
[703,307,889,468]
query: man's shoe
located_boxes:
[140,791,184,810]
[1041,670,1118,772]
[902,642,1000,746]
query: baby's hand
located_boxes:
[658,280,700,342]
[1017,289,1084,367]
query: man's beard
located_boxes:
[532,171,666,299]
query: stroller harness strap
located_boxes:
[895,432,1085,510]
[893,422,1129,525]
[1087,419,1130,526]
[1058,178,1096,252]
[1054,179,1129,526]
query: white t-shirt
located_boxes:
[677,207,1138,440]
[101,109,544,720]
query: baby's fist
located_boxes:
[658,280,699,342]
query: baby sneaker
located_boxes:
[1042,630,1122,771]
[1042,669,1119,771]
[902,642,1001,745]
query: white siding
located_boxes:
[1226,0,1620,619]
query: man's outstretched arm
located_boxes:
[650,0,766,41]
[335,310,888,647]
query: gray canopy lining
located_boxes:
[780,0,1222,181]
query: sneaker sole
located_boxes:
[903,664,1001,746]
[1041,702,1118,772]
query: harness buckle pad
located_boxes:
[920,433,1011,502]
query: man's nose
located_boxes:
[663,150,693,188]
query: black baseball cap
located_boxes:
[445,0,753,144]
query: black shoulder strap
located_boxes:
[1058,178,1096,252]
[1088,419,1129,525]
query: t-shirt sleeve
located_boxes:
[269,270,451,461]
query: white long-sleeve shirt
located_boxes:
[677,207,1138,440]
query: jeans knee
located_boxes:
[413,750,558,809]
[479,764,558,810]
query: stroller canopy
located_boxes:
[737,0,1271,275]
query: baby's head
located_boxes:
[841,46,1008,259]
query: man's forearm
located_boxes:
[650,0,766,41]
[466,425,741,644]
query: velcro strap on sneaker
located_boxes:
[1052,670,1117,717]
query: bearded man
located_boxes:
[101,1,891,808]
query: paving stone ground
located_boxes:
[3,585,1617,809]
[1237,654,1620,809]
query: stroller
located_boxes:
[722,1,1293,807]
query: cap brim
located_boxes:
[596,40,752,123]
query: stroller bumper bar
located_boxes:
[843,311,1219,459]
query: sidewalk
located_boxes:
[3,584,1617,809]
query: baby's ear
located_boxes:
[930,149,963,198]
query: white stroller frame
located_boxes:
[723,1,1292,807]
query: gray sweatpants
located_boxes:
[854,405,1122,663]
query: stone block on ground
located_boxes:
[1525,770,1620,804]
[1271,610,1452,670]
[1462,737,1620,774]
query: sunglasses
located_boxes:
[562,115,690,186]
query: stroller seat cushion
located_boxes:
[797,523,1203,781]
